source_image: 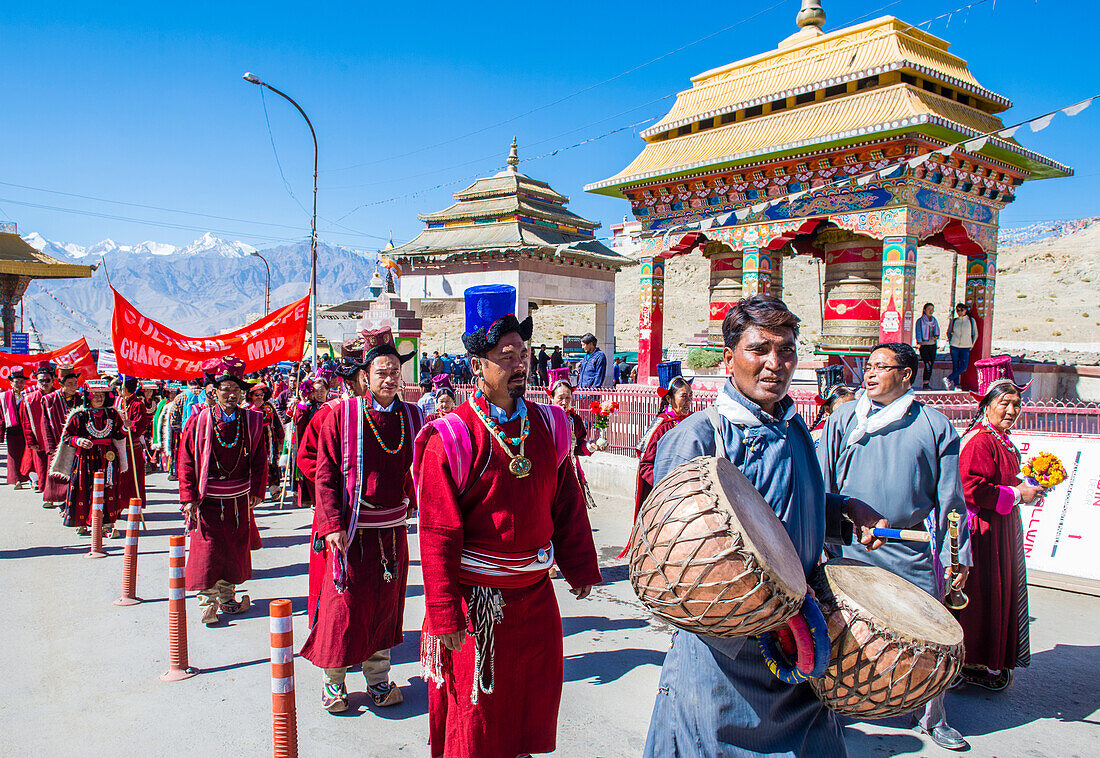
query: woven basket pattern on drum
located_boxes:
[809,569,964,719]
[628,457,801,638]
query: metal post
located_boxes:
[243,73,319,365]
[252,251,272,314]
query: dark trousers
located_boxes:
[949,346,971,386]
[919,344,937,385]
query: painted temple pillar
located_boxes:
[637,256,665,384]
[741,248,773,297]
[961,249,997,391]
[879,235,918,345]
[707,247,743,343]
[594,298,616,382]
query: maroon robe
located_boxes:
[43,390,82,502]
[297,400,337,619]
[416,397,602,758]
[293,400,325,506]
[300,398,423,669]
[955,429,1030,671]
[116,395,149,506]
[60,407,128,526]
[20,390,49,491]
[566,409,590,458]
[0,388,29,484]
[252,399,285,488]
[178,406,266,591]
[634,410,685,519]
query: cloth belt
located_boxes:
[459,543,555,589]
[207,477,250,499]
[356,501,408,530]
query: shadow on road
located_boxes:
[562,615,647,636]
[0,544,97,559]
[564,648,665,685]
[252,562,308,581]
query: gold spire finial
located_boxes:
[796,0,826,30]
[507,137,519,172]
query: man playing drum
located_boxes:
[642,296,887,758]
[817,342,972,751]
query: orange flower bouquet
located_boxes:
[1021,452,1067,492]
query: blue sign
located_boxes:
[8,332,29,355]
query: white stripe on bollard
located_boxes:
[168,587,186,601]
[270,615,294,634]
[272,675,295,694]
[125,537,138,546]
[270,645,294,664]
[168,566,185,579]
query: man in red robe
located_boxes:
[0,368,31,488]
[415,284,602,758]
[116,378,150,506]
[20,363,55,495]
[178,356,266,626]
[42,363,83,507]
[299,328,424,713]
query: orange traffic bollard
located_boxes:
[86,472,107,559]
[160,534,196,681]
[270,599,298,758]
[114,497,143,606]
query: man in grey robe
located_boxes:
[642,296,887,758]
[817,342,972,751]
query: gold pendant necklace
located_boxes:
[470,397,532,479]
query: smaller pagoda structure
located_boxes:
[390,140,630,358]
[0,226,94,348]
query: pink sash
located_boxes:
[194,407,263,501]
[0,390,18,427]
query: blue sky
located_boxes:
[2,0,1096,251]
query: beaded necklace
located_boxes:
[980,417,1020,458]
[363,398,406,455]
[214,411,243,448]
[86,408,113,439]
[470,390,531,478]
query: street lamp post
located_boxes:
[251,251,271,314]
[242,72,319,366]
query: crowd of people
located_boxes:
[0,287,1040,757]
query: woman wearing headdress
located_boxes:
[546,367,595,510]
[424,374,457,423]
[809,365,857,447]
[247,382,286,500]
[59,379,129,537]
[293,374,330,506]
[954,361,1042,692]
[621,361,694,558]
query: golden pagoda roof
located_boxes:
[0,233,94,279]
[641,16,1009,140]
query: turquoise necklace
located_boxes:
[471,389,531,478]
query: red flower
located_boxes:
[589,401,601,414]
[611,401,619,411]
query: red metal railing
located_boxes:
[402,383,1100,457]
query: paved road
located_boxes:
[0,471,1096,757]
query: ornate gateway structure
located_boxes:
[586,2,1070,385]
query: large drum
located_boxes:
[628,456,806,638]
[810,559,964,718]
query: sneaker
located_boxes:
[964,667,1013,692]
[220,595,251,615]
[942,377,953,391]
[322,683,349,713]
[76,526,90,536]
[201,603,220,626]
[167,474,178,482]
[367,681,403,707]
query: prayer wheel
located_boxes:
[708,251,743,343]
[819,241,881,354]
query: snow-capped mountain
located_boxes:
[20,232,381,349]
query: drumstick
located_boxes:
[871,528,932,542]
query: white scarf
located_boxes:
[714,385,798,429]
[843,389,915,448]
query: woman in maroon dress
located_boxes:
[634,368,694,519]
[60,380,129,536]
[547,376,594,509]
[424,386,456,423]
[956,373,1043,691]
[292,376,329,507]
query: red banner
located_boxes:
[111,288,310,380]
[0,337,99,389]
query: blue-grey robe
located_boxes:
[817,399,971,599]
[643,381,848,758]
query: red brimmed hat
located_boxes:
[969,356,1031,401]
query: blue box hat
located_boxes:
[657,360,692,396]
[462,284,533,354]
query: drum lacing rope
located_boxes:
[631,463,801,636]
[810,572,962,718]
[468,586,505,705]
